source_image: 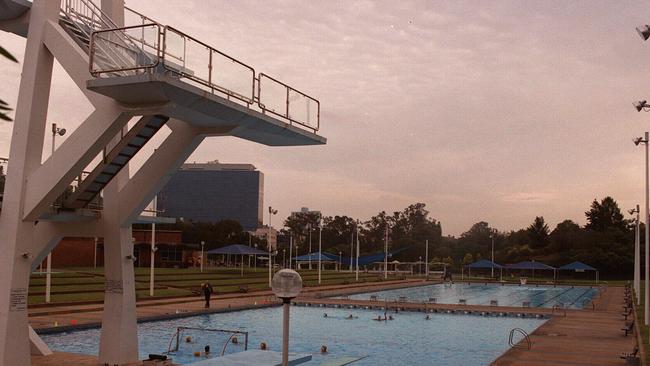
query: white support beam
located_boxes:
[119,119,209,225]
[41,21,108,106]
[22,109,131,221]
[0,1,60,365]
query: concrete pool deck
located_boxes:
[493,286,635,366]
[31,281,636,366]
[29,279,424,331]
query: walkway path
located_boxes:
[493,286,634,366]
[29,279,422,330]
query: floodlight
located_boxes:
[635,100,649,112]
[637,25,650,41]
[57,128,66,136]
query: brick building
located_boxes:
[47,229,196,268]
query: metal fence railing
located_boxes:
[87,21,320,132]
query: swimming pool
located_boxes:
[41,306,546,365]
[335,283,598,309]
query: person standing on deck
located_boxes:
[202,282,214,308]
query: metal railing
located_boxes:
[508,328,531,350]
[87,16,320,131]
[61,0,150,75]
[89,23,161,76]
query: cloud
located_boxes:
[0,0,648,236]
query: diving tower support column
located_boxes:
[0,1,60,365]
[98,184,139,364]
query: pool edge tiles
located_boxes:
[330,282,599,309]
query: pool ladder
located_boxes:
[508,328,531,350]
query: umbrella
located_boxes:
[207,244,268,276]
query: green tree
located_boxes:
[585,196,627,232]
[527,216,549,249]
[0,45,17,121]
[549,219,582,253]
[462,253,474,265]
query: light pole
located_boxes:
[200,241,205,273]
[271,269,302,366]
[318,214,323,284]
[384,223,389,279]
[630,205,641,303]
[338,251,342,272]
[93,237,98,269]
[283,249,286,269]
[46,123,66,303]
[149,196,157,297]
[289,236,293,270]
[349,230,353,272]
[254,244,258,270]
[308,223,312,270]
[634,131,650,325]
[490,230,496,278]
[268,206,278,287]
[419,256,422,275]
[248,231,252,268]
[355,220,360,282]
[425,239,429,279]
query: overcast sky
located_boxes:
[1,0,650,236]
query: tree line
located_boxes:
[140,196,635,277]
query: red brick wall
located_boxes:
[45,229,182,268]
[50,237,104,268]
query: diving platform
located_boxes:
[87,73,326,147]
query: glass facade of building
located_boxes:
[157,161,264,231]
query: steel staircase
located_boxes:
[52,1,168,210]
[62,115,169,209]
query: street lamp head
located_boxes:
[629,208,637,215]
[57,128,66,136]
[637,25,650,41]
[635,100,649,112]
[272,269,302,301]
[634,137,645,146]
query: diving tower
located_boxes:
[0,0,326,365]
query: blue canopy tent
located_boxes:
[463,259,504,281]
[558,261,598,283]
[505,260,556,281]
[207,244,268,276]
[293,252,341,270]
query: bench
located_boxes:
[238,285,249,293]
[398,296,407,302]
[458,299,467,305]
[622,307,633,321]
[428,297,437,304]
[620,345,640,366]
[369,295,378,302]
[490,300,498,306]
[522,301,531,308]
[622,320,635,336]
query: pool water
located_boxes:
[42,306,546,365]
[337,283,598,309]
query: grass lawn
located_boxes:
[27,267,396,305]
